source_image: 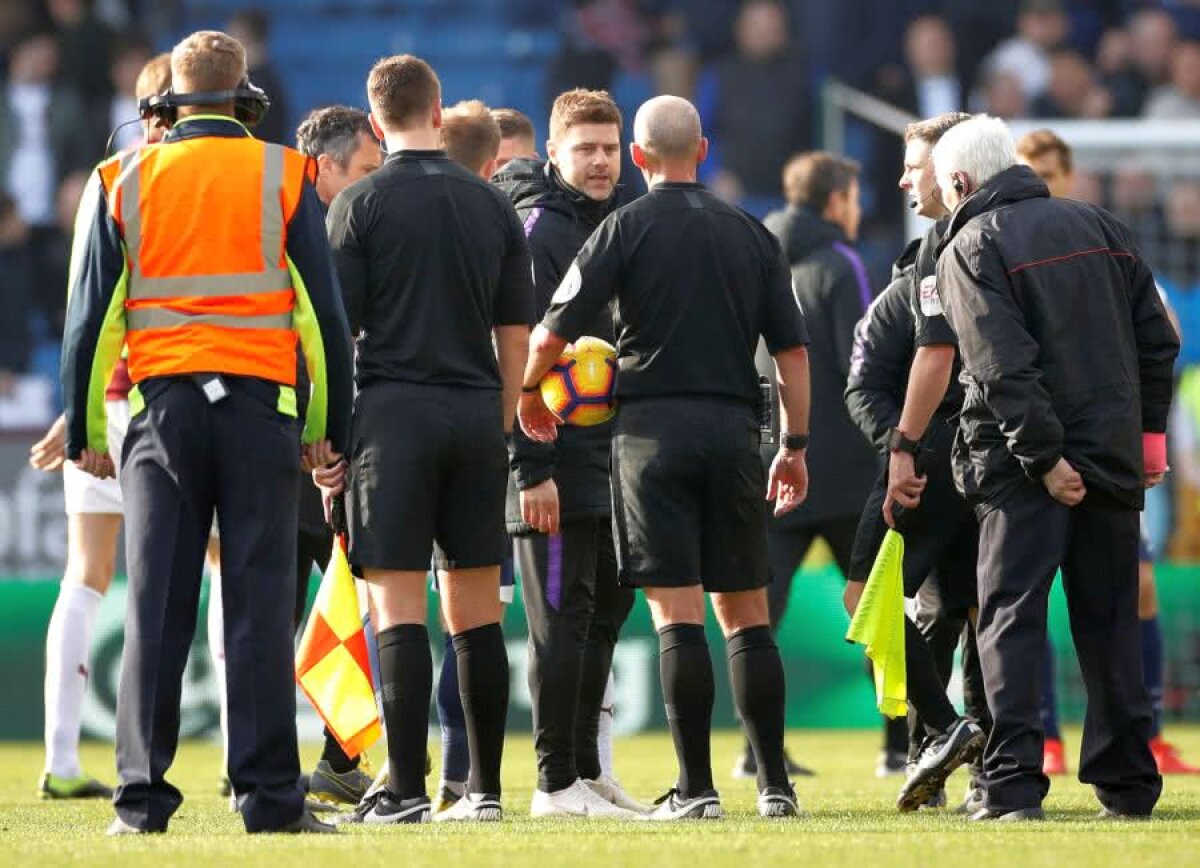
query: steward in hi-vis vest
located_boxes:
[59,30,352,838]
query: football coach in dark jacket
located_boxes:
[930,115,1178,821]
[759,153,878,613]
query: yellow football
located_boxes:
[539,336,618,426]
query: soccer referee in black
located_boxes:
[317,55,533,824]
[519,95,811,821]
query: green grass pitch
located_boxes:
[3,728,1199,866]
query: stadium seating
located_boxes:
[181,0,561,140]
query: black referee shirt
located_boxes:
[910,220,965,416]
[327,149,534,390]
[541,181,808,406]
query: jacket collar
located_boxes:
[162,115,253,144]
[940,164,1050,253]
[544,161,615,226]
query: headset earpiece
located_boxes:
[134,78,271,131]
[953,178,965,194]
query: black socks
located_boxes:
[453,622,509,796]
[727,626,788,790]
[658,623,714,799]
[377,623,432,800]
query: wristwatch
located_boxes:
[887,427,921,456]
[781,432,809,451]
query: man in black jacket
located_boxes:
[755,152,884,778]
[499,89,643,819]
[930,115,1178,821]
[844,232,987,814]
[846,111,992,813]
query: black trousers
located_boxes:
[909,581,992,758]
[114,378,303,832]
[975,483,1161,814]
[766,516,858,631]
[515,516,634,792]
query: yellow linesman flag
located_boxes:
[295,537,381,758]
[845,529,907,718]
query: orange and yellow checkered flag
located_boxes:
[295,537,381,758]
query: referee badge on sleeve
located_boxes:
[552,262,582,304]
[919,276,943,316]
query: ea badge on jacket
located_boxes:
[919,276,942,316]
[553,262,582,305]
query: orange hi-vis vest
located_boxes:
[100,134,314,386]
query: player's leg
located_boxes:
[358,569,433,823]
[435,627,468,809]
[202,538,230,798]
[1062,505,1161,817]
[891,512,985,813]
[437,566,507,821]
[643,585,720,818]
[613,399,718,821]
[731,523,814,780]
[516,520,603,816]
[1039,636,1067,775]
[1138,538,1198,772]
[41,507,121,798]
[577,524,645,811]
[430,387,512,823]
[703,404,798,819]
[338,382,441,825]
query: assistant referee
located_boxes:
[318,55,533,825]
[519,95,811,821]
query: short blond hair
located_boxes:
[135,52,172,101]
[549,89,622,143]
[171,30,245,93]
[442,100,501,174]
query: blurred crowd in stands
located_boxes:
[3,1,1200,554]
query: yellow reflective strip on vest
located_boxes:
[116,150,142,267]
[127,267,291,299]
[127,384,145,417]
[276,385,297,418]
[126,308,294,330]
[261,144,284,269]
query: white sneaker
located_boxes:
[584,775,652,814]
[530,779,644,819]
[432,791,503,822]
[649,788,723,821]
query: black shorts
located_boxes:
[848,421,979,618]
[611,397,768,592]
[346,382,507,573]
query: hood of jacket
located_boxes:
[763,205,847,264]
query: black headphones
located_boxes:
[138,76,271,129]
[952,177,966,194]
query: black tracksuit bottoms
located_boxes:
[515,516,634,793]
[975,482,1161,815]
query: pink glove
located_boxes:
[1144,432,1168,475]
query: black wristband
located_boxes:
[886,427,921,456]
[782,432,809,450]
[521,385,540,394]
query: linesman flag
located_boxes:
[845,529,907,718]
[295,537,381,758]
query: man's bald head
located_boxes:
[633,95,702,160]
